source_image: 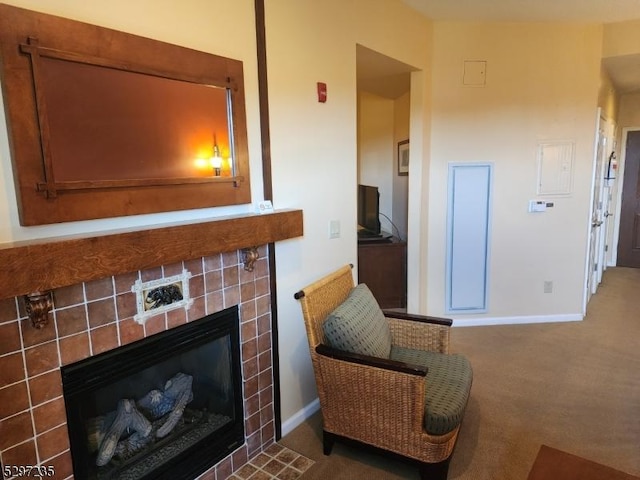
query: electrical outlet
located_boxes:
[543,281,553,294]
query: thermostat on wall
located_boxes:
[528,200,554,213]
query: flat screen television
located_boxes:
[358,184,381,237]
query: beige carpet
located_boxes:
[280,267,640,479]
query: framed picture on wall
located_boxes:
[398,139,409,176]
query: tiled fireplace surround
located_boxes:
[0,245,276,479]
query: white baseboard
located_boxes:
[452,313,583,327]
[280,398,320,437]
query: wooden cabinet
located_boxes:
[357,239,407,309]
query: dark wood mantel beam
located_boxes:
[0,209,303,300]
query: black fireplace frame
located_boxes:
[61,306,245,480]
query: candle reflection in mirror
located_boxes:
[211,134,222,176]
[193,133,233,177]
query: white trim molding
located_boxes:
[452,313,583,328]
[281,398,320,437]
[132,269,193,325]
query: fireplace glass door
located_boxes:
[61,307,244,480]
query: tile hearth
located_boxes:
[230,444,314,480]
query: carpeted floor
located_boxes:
[279,267,640,479]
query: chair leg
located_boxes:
[322,430,336,455]
[419,457,451,480]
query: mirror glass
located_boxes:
[40,57,235,182]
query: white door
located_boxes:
[593,131,607,292]
[585,113,608,306]
[598,118,616,278]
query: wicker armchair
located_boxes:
[294,265,472,480]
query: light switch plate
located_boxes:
[329,220,340,239]
[256,200,274,214]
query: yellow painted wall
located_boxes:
[618,92,640,127]
[357,91,410,238]
[598,68,619,124]
[392,92,410,238]
[427,22,602,320]
[264,0,432,426]
[358,92,395,225]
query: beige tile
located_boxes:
[277,466,303,480]
[249,452,271,468]
[235,463,258,479]
[263,443,284,457]
[290,455,314,472]
[275,448,298,464]
[262,459,286,476]
[248,470,272,480]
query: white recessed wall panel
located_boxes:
[446,163,492,313]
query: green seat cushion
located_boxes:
[323,283,392,359]
[390,346,472,435]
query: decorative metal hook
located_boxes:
[242,246,260,272]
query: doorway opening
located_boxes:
[355,45,416,310]
[615,129,640,268]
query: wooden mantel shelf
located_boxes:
[0,209,303,300]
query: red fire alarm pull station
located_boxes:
[317,82,327,103]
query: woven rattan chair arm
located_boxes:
[384,315,451,354]
[382,310,453,327]
[316,344,427,376]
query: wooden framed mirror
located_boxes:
[0,4,251,225]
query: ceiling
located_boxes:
[356,45,414,99]
[357,0,640,97]
[400,0,640,24]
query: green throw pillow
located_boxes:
[323,283,392,359]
